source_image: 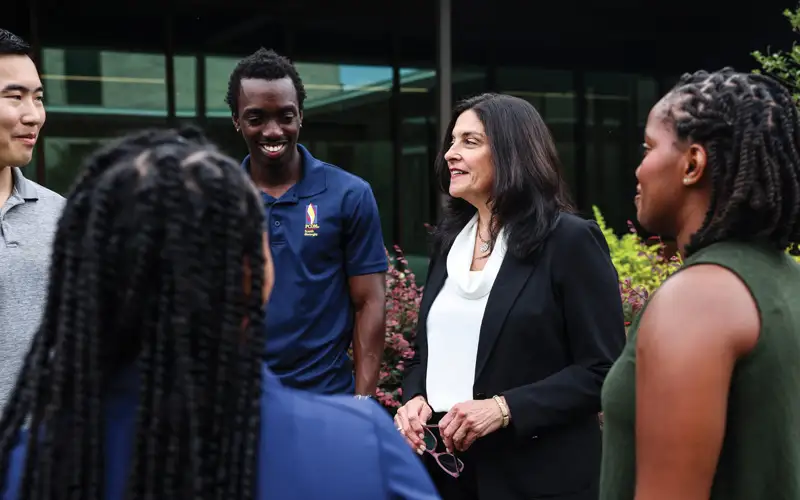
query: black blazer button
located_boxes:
[474,392,486,400]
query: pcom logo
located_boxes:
[304,204,319,237]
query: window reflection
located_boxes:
[175,56,197,117]
[42,49,167,115]
[301,63,394,246]
[453,68,486,103]
[45,137,109,194]
[497,67,577,190]
[33,47,667,259]
[637,78,658,128]
[205,56,239,117]
[398,67,436,275]
[41,116,170,195]
[585,73,658,233]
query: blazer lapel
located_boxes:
[474,255,537,381]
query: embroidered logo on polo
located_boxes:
[304,204,319,237]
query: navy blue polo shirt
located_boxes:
[243,145,388,394]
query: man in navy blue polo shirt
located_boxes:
[226,48,387,397]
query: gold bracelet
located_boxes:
[493,395,510,428]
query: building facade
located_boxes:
[7,0,794,269]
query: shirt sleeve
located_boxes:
[372,405,441,500]
[344,184,389,277]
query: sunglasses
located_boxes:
[422,425,465,478]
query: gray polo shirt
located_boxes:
[0,167,64,410]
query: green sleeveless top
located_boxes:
[600,241,800,500]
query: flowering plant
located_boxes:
[373,246,423,412]
[593,206,681,327]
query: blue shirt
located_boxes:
[2,366,440,500]
[242,145,388,394]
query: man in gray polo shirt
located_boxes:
[0,29,64,410]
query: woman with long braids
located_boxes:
[0,128,439,500]
[601,68,800,500]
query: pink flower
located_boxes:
[356,246,423,414]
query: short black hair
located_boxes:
[664,68,800,256]
[0,29,30,56]
[433,93,574,260]
[225,48,306,118]
[0,127,267,499]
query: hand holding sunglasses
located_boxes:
[438,398,509,452]
[394,395,432,452]
[422,425,465,478]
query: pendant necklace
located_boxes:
[478,234,491,254]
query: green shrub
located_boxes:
[594,206,800,327]
[752,6,800,102]
[752,5,800,266]
[592,206,681,325]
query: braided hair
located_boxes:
[663,67,800,256]
[0,127,268,500]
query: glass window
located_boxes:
[302,63,394,248]
[44,136,110,194]
[582,74,661,233]
[175,55,197,117]
[637,77,658,128]
[453,68,486,103]
[585,72,643,233]
[201,56,246,157]
[497,67,577,191]
[41,114,169,193]
[41,49,169,116]
[205,56,240,117]
[398,67,436,265]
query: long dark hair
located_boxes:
[663,68,800,256]
[433,93,574,259]
[0,127,267,499]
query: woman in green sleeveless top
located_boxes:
[600,68,800,500]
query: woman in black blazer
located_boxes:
[395,93,626,500]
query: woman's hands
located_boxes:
[394,395,433,454]
[439,399,505,452]
[394,395,508,454]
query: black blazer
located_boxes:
[402,212,626,500]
